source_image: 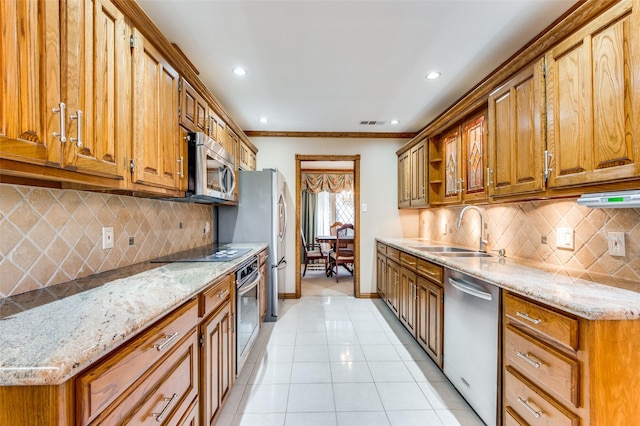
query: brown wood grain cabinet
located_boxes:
[487,58,546,198]
[259,249,268,321]
[397,139,428,208]
[546,0,640,189]
[415,258,444,368]
[503,291,640,425]
[397,149,411,207]
[376,243,387,298]
[179,78,208,134]
[399,252,418,335]
[1,0,128,182]
[130,28,181,191]
[385,257,400,318]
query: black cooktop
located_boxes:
[150,244,251,263]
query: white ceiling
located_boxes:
[137,0,577,134]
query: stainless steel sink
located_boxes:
[410,246,476,253]
[436,251,493,258]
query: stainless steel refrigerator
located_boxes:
[218,169,287,321]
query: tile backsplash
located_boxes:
[0,184,213,297]
[419,200,640,282]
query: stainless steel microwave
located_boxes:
[185,132,236,203]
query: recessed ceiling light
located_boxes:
[259,117,269,124]
[232,67,247,76]
[389,120,400,125]
[426,71,441,80]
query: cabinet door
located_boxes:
[410,141,427,207]
[385,259,400,317]
[63,0,127,179]
[397,150,410,207]
[399,266,417,336]
[201,301,232,425]
[131,28,180,190]
[0,0,63,166]
[376,252,387,298]
[488,59,545,197]
[546,0,639,188]
[461,112,488,202]
[179,78,207,133]
[416,276,443,367]
[443,129,462,204]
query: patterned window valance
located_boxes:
[301,172,353,194]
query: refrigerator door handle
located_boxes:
[278,192,287,242]
[272,256,287,269]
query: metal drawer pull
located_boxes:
[154,332,179,351]
[516,311,542,325]
[516,351,542,368]
[217,289,229,299]
[154,393,178,422]
[517,397,542,418]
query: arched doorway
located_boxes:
[295,154,360,298]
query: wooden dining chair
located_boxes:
[328,223,354,282]
[301,232,326,277]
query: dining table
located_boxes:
[315,235,354,276]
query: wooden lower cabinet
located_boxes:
[200,300,233,425]
[503,291,640,425]
[416,276,443,368]
[259,249,268,321]
[376,243,444,368]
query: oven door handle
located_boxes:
[238,272,261,296]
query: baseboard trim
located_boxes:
[357,293,381,299]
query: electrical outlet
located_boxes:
[102,226,114,249]
[556,227,574,250]
[129,236,135,246]
[541,236,547,244]
[608,232,626,257]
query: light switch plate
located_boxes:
[608,232,626,257]
[556,227,574,250]
[102,226,114,249]
[361,203,368,212]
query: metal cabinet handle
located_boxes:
[217,289,229,299]
[516,351,542,368]
[154,332,179,351]
[458,177,464,194]
[544,150,553,181]
[70,110,83,148]
[487,167,493,188]
[516,311,542,325]
[154,393,178,422]
[517,397,542,418]
[52,102,67,142]
[177,156,184,178]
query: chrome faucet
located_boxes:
[457,205,488,252]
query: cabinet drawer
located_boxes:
[505,325,579,408]
[505,367,579,426]
[77,299,198,424]
[387,247,400,261]
[200,275,232,318]
[377,242,387,255]
[416,258,443,282]
[505,407,528,426]
[504,293,579,351]
[400,252,418,270]
[95,329,199,425]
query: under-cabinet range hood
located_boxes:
[577,190,640,208]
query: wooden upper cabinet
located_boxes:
[208,107,226,147]
[488,58,546,198]
[397,149,411,207]
[442,128,462,204]
[461,111,488,202]
[63,0,127,180]
[410,140,427,207]
[179,77,207,133]
[0,0,63,166]
[546,0,639,188]
[131,28,180,190]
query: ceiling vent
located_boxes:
[359,120,386,125]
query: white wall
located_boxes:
[251,137,419,295]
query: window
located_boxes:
[316,190,354,235]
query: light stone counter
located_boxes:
[378,238,640,321]
[0,243,267,386]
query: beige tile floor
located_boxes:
[216,292,485,426]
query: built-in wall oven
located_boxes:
[235,256,261,373]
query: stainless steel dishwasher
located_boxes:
[443,268,500,426]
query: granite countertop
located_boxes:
[378,237,640,321]
[0,243,267,387]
